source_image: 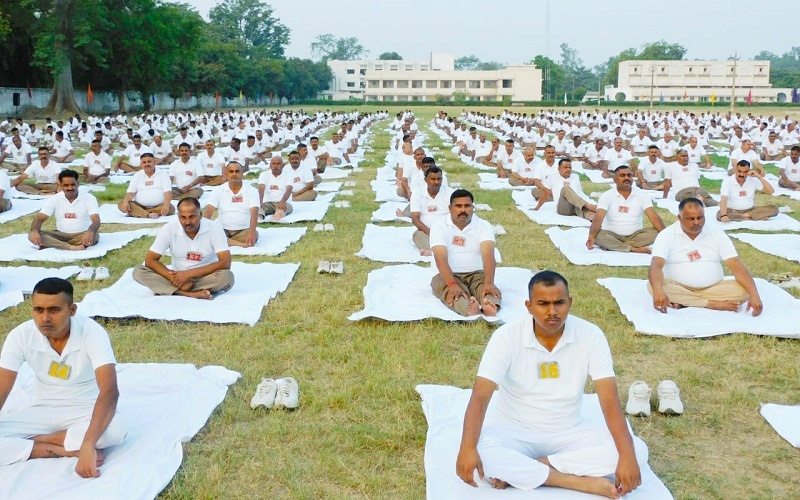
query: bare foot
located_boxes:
[147,212,161,219]
[630,246,651,254]
[706,300,741,312]
[481,298,499,317]
[419,249,432,256]
[96,448,106,466]
[176,289,213,300]
[395,208,405,217]
[270,210,285,221]
[67,244,87,251]
[466,296,481,316]
[489,478,509,489]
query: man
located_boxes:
[325,133,350,165]
[729,140,764,176]
[287,150,317,201]
[494,139,523,179]
[50,131,75,164]
[649,197,763,314]
[587,166,665,254]
[133,197,234,299]
[601,138,635,179]
[778,146,800,190]
[223,138,250,174]
[456,271,641,497]
[534,159,597,221]
[509,147,540,187]
[583,139,607,171]
[549,129,570,156]
[169,143,204,200]
[662,150,718,207]
[0,278,126,477]
[118,153,174,219]
[197,139,228,187]
[410,166,450,256]
[257,155,293,221]
[655,132,680,162]
[458,127,479,160]
[717,161,777,222]
[637,145,667,191]
[761,131,787,161]
[11,147,62,195]
[29,170,100,251]
[203,162,259,248]
[430,189,501,317]
[629,128,651,157]
[684,136,712,169]
[308,136,330,169]
[150,134,174,165]
[474,135,499,168]
[115,134,152,173]
[395,143,419,200]
[82,139,112,184]
[0,135,32,172]
[0,169,11,213]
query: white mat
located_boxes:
[370,201,411,223]
[0,362,239,500]
[597,277,800,338]
[765,173,800,201]
[513,191,591,228]
[316,181,342,192]
[375,166,398,182]
[77,261,299,326]
[729,232,800,263]
[97,203,178,225]
[348,264,529,324]
[0,229,154,263]
[545,227,652,266]
[417,384,673,500]
[318,167,351,180]
[228,227,306,256]
[571,164,613,184]
[356,224,503,264]
[371,179,406,203]
[0,199,43,224]
[760,403,800,447]
[657,201,800,232]
[8,184,105,199]
[698,167,729,181]
[0,265,80,312]
[477,173,530,191]
[262,192,335,224]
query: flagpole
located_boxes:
[730,52,738,112]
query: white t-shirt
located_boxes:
[550,137,570,154]
[410,187,451,228]
[656,139,679,157]
[629,136,651,154]
[597,187,653,235]
[685,145,707,165]
[514,158,540,179]
[639,157,666,183]
[122,144,152,167]
[40,190,99,233]
[149,218,229,271]
[477,315,614,431]
[429,214,495,274]
[719,175,763,211]
[197,151,227,177]
[730,148,759,167]
[24,161,62,184]
[287,166,314,194]
[762,139,784,156]
[585,146,607,163]
[0,170,10,195]
[127,170,171,206]
[84,151,112,176]
[545,172,586,202]
[651,221,738,288]
[0,315,116,403]
[151,140,172,158]
[169,158,202,189]
[53,139,73,158]
[778,156,800,182]
[664,162,700,196]
[4,142,31,163]
[257,169,293,203]
[206,182,260,230]
[603,148,632,170]
[497,149,524,169]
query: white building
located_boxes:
[605,60,792,104]
[322,53,542,103]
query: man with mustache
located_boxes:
[28,169,100,250]
[587,166,665,254]
[410,166,450,256]
[648,198,762,315]
[717,160,777,222]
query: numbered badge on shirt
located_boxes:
[538,361,559,379]
[48,361,71,380]
[186,251,202,262]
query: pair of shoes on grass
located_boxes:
[313,223,335,232]
[77,262,110,281]
[317,261,344,274]
[626,380,684,417]
[250,377,299,410]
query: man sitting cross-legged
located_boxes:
[29,169,100,251]
[0,278,127,477]
[133,197,234,300]
[648,197,763,315]
[169,142,204,201]
[717,160,777,222]
[662,149,718,207]
[410,166,451,256]
[778,145,800,191]
[118,153,175,219]
[587,166,665,254]
[287,150,318,202]
[203,162,260,248]
[257,155,293,222]
[10,147,61,195]
[82,138,112,184]
[534,159,598,220]
[430,189,501,317]
[456,270,642,498]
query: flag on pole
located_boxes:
[710,93,716,105]
[257,91,261,103]
[87,84,93,103]
[187,91,191,100]
[151,94,155,106]
[215,90,220,106]
[659,92,663,105]
[239,90,243,102]
[792,88,799,103]
[746,89,752,105]
[683,90,687,100]
[26,82,32,98]
[563,92,567,105]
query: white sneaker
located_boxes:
[626,381,652,417]
[250,378,278,409]
[657,380,684,415]
[324,223,335,231]
[493,225,507,235]
[77,263,95,281]
[276,377,299,409]
[94,266,110,280]
[317,260,331,273]
[329,261,344,274]
[313,223,324,231]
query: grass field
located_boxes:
[2,105,799,498]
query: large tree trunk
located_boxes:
[117,89,126,114]
[45,50,82,115]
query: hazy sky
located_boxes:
[186,0,796,71]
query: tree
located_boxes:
[208,0,289,60]
[531,55,565,101]
[311,34,366,61]
[455,55,505,71]
[755,47,800,89]
[378,51,402,60]
[0,7,10,42]
[601,41,686,87]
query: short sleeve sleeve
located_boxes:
[85,194,99,215]
[149,223,172,256]
[717,231,738,261]
[206,188,221,209]
[597,190,613,212]
[428,219,447,249]
[0,326,26,372]
[587,327,615,381]
[210,223,230,253]
[39,196,58,217]
[83,319,117,370]
[650,228,671,260]
[476,327,512,385]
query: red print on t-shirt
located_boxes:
[186,252,202,261]
[687,250,702,262]
[452,236,466,247]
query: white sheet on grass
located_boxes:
[698,167,729,181]
[0,362,240,500]
[571,164,613,184]
[417,384,673,500]
[512,191,592,227]
[8,184,105,199]
[0,198,43,223]
[597,277,800,338]
[261,192,335,223]
[355,224,501,264]
[316,181,342,192]
[370,201,411,223]
[348,264,529,324]
[371,179,406,202]
[97,203,178,225]
[0,229,154,263]
[318,167,351,180]
[477,173,530,191]
[765,173,800,201]
[545,227,652,266]
[375,166,398,182]
[228,227,306,256]
[77,261,299,326]
[653,201,800,232]
[760,403,800,447]
[729,232,800,263]
[0,265,80,312]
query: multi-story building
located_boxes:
[322,53,542,103]
[605,60,792,104]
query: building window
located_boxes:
[688,67,692,72]
[405,65,413,71]
[397,95,409,101]
[346,82,355,88]
[359,69,366,75]
[368,80,379,88]
[346,69,355,74]
[359,82,366,89]
[397,80,409,88]
[382,80,394,88]
[412,80,423,89]
[454,80,466,89]
[374,65,383,71]
[420,65,428,70]
[411,96,421,101]
[502,79,512,88]
[634,67,638,72]
[661,67,665,72]
[759,67,763,73]
[469,80,481,89]
[441,80,452,89]
[389,65,398,71]
[484,80,497,88]
[426,80,438,89]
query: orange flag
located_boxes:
[87,84,94,103]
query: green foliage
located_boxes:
[531,55,566,101]
[378,51,402,60]
[451,90,469,105]
[0,7,10,42]
[755,47,800,89]
[311,33,367,61]
[208,0,289,59]
[600,40,687,86]
[455,55,506,71]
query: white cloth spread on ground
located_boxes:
[653,201,800,232]
[597,277,800,338]
[348,264,529,324]
[760,403,800,447]
[765,173,800,201]
[416,384,674,500]
[318,167,351,180]
[371,179,407,202]
[0,229,154,263]
[356,224,502,264]
[0,265,80,312]
[477,173,530,191]
[227,227,306,256]
[571,163,613,184]
[729,233,800,264]
[370,201,411,223]
[261,192,335,223]
[512,190,591,228]
[77,261,299,326]
[0,363,239,500]
[96,203,178,225]
[316,181,342,192]
[545,227,652,266]
[0,199,44,224]
[8,184,105,199]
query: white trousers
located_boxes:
[476,418,648,491]
[0,401,127,465]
